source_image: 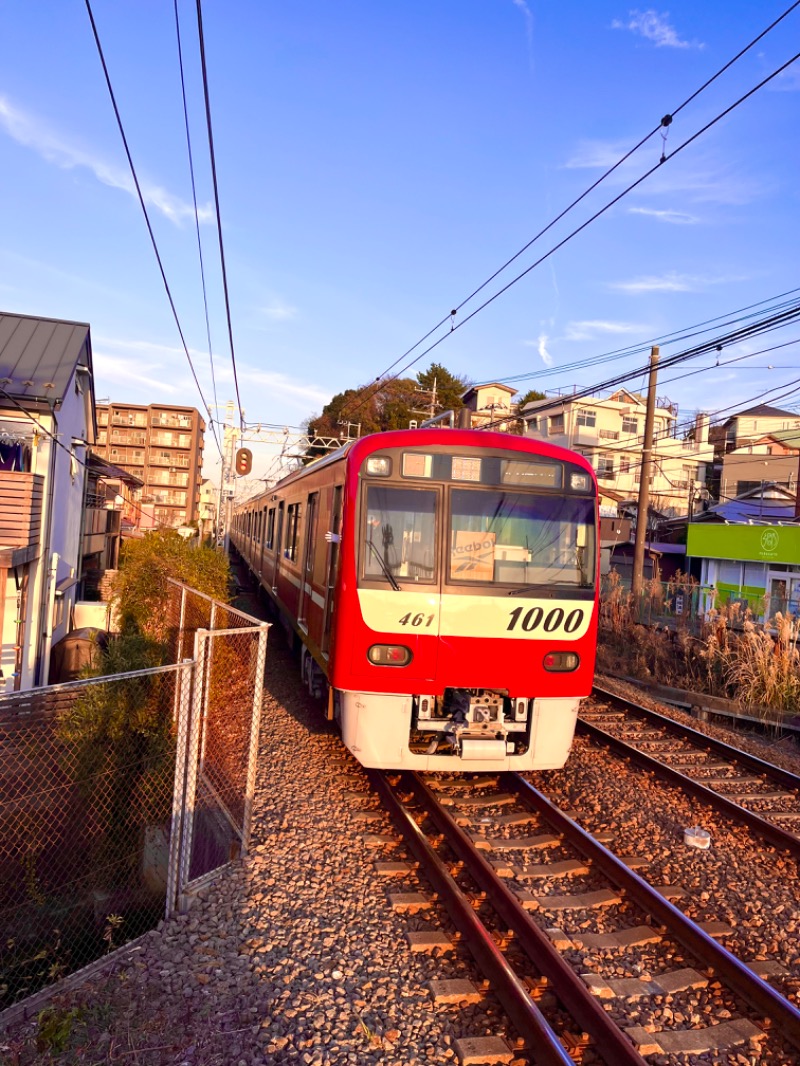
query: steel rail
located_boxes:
[593,682,800,792]
[505,773,800,1053]
[386,770,648,1066]
[577,715,800,860]
[367,770,577,1066]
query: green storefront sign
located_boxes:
[687,523,800,564]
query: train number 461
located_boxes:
[398,612,435,628]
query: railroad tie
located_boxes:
[474,833,561,851]
[625,1019,766,1057]
[406,930,455,953]
[440,791,516,808]
[529,888,621,911]
[582,966,708,999]
[574,925,662,949]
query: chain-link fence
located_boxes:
[0,665,190,1011]
[0,584,268,1013]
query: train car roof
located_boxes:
[235,427,595,511]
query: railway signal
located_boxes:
[235,447,253,476]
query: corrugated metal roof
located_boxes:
[0,311,92,406]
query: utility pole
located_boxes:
[413,376,439,423]
[218,400,238,553]
[631,346,659,603]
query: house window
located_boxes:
[597,456,615,479]
[622,416,638,434]
[527,418,538,432]
[620,457,631,474]
[576,409,596,428]
[548,414,564,435]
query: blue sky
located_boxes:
[2,1,799,481]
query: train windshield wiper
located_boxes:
[366,541,401,590]
[508,580,594,597]
[507,583,556,597]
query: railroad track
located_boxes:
[364,769,800,1065]
[582,684,800,859]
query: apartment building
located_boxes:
[523,388,713,516]
[95,403,205,528]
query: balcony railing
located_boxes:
[0,472,44,550]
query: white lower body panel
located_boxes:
[338,690,580,771]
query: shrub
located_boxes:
[112,530,230,639]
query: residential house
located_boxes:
[461,383,518,430]
[686,482,800,621]
[721,403,800,453]
[523,388,713,517]
[95,402,205,528]
[0,312,96,690]
[720,430,800,502]
[80,453,143,600]
[198,479,218,541]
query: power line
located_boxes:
[83,0,223,462]
[340,8,800,419]
[194,0,245,433]
[173,0,220,434]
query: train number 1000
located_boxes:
[506,606,584,634]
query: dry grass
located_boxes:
[598,571,800,717]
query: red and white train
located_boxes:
[231,427,599,771]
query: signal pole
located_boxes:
[218,400,238,553]
[631,347,659,603]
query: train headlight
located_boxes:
[364,456,392,477]
[367,644,412,666]
[543,651,580,672]
[569,472,591,491]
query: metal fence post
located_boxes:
[165,660,194,917]
[199,604,218,769]
[177,631,208,911]
[242,626,269,852]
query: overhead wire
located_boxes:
[194,0,245,433]
[83,0,223,461]
[341,25,800,420]
[173,0,220,434]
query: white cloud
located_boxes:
[0,95,213,226]
[563,320,649,341]
[607,272,740,294]
[236,366,331,412]
[770,64,800,92]
[93,351,181,396]
[259,299,298,322]
[510,0,534,67]
[628,206,699,224]
[611,10,702,49]
[537,333,553,366]
[564,139,632,170]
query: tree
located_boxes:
[415,363,472,419]
[515,388,547,411]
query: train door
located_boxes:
[271,502,284,592]
[297,492,318,629]
[321,484,343,657]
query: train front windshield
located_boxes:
[449,488,595,591]
[360,478,595,592]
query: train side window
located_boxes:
[275,502,285,558]
[266,507,276,550]
[285,502,301,562]
[305,493,319,574]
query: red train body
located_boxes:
[231,428,599,770]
